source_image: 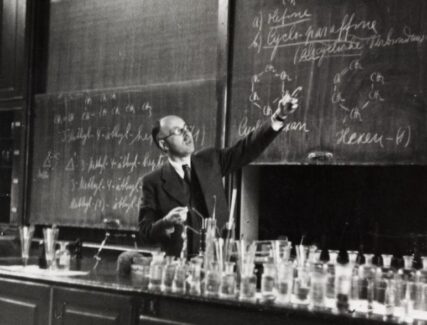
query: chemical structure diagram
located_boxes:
[249,64,302,116]
[332,59,385,124]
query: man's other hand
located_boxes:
[163,206,188,225]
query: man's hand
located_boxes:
[163,206,188,236]
[271,92,299,131]
[275,92,299,119]
[164,206,188,225]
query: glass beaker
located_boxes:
[131,256,151,290]
[43,227,59,270]
[19,225,35,267]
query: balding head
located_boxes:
[152,115,194,158]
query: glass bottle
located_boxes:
[335,263,352,313]
[131,256,151,290]
[56,242,70,270]
[148,252,165,292]
[358,254,375,314]
[220,261,236,299]
[384,279,396,319]
[239,263,257,302]
[276,260,294,305]
[261,262,277,302]
[422,256,427,271]
[309,262,326,309]
[294,264,310,305]
[374,268,387,304]
[187,258,202,296]
[204,261,221,297]
[348,251,360,312]
[325,264,336,299]
[161,256,177,293]
[400,280,415,324]
[172,259,187,294]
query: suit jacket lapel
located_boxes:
[161,163,188,206]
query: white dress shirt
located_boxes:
[168,156,191,179]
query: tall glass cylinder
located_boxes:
[43,227,59,270]
[19,225,35,267]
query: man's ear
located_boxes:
[158,139,169,152]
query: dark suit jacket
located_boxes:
[139,120,280,256]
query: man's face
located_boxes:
[159,116,195,158]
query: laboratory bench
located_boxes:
[0,257,399,325]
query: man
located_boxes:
[139,94,298,257]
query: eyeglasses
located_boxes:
[159,124,191,140]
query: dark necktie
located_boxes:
[182,164,191,184]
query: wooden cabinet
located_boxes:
[0,278,50,325]
[51,286,135,325]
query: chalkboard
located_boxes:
[229,0,427,164]
[30,81,217,229]
[46,0,218,92]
